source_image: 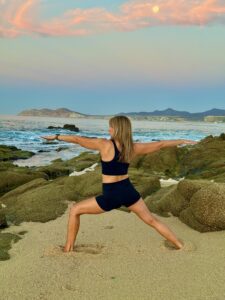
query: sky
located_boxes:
[0,0,225,115]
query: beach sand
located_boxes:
[1,200,225,300]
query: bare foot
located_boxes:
[63,244,74,252]
[175,239,184,250]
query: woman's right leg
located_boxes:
[127,198,184,249]
[64,196,106,252]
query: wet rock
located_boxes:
[37,149,51,153]
[47,124,79,132]
[0,210,8,229]
[0,233,22,261]
[35,151,100,179]
[219,133,225,140]
[0,144,35,161]
[55,147,69,152]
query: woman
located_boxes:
[41,115,197,252]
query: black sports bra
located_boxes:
[101,139,129,175]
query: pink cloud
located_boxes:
[0,0,225,38]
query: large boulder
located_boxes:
[0,144,35,161]
[186,183,225,230]
[128,168,161,198]
[145,179,225,232]
[0,170,48,197]
[130,133,225,182]
[130,146,183,178]
[180,134,225,181]
[47,124,79,132]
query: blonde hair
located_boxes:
[109,115,134,163]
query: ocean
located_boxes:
[0,114,225,167]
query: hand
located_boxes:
[40,135,56,141]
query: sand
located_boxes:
[1,199,225,300]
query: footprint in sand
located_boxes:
[160,239,196,252]
[42,243,105,257]
[74,243,105,254]
[104,225,114,229]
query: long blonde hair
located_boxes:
[109,115,134,163]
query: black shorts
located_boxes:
[95,177,141,211]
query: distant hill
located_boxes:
[18,108,88,118]
[17,107,225,122]
[117,108,225,121]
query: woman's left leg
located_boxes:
[127,198,184,249]
[64,196,106,252]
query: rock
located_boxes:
[47,124,79,132]
[189,183,225,230]
[0,164,161,226]
[0,210,8,229]
[63,124,79,132]
[145,184,187,217]
[0,144,35,161]
[0,170,48,197]
[131,134,225,182]
[128,168,161,198]
[35,151,100,179]
[37,149,51,153]
[180,135,225,181]
[130,146,183,178]
[56,147,69,152]
[145,178,225,232]
[219,133,225,140]
[0,233,22,261]
[176,179,213,201]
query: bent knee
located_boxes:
[70,203,82,215]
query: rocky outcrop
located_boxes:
[0,168,160,226]
[0,232,22,261]
[145,179,225,232]
[18,108,87,118]
[0,170,48,197]
[35,151,100,179]
[130,133,225,182]
[47,124,79,132]
[0,145,35,161]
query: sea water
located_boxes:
[0,114,224,167]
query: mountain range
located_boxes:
[18,107,225,121]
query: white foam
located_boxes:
[159,177,185,187]
[69,163,98,176]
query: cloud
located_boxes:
[0,0,225,38]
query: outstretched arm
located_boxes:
[134,139,198,155]
[41,134,106,151]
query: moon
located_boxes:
[152,5,160,13]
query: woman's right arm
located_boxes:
[133,139,198,155]
[41,134,107,151]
